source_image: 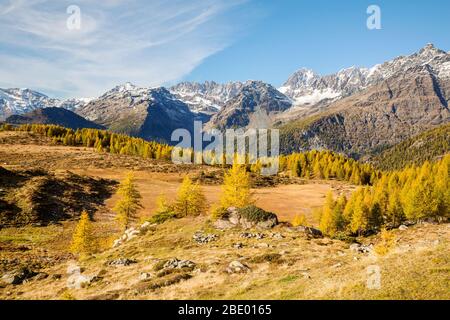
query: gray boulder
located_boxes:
[214,206,278,230]
[288,226,323,239]
[226,260,250,274]
[1,267,37,285]
[108,258,137,266]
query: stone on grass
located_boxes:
[214,206,278,230]
[226,261,250,274]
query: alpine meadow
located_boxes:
[0,0,449,305]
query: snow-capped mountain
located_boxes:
[279,44,450,156]
[205,80,292,130]
[77,83,209,143]
[169,81,244,113]
[280,43,450,106]
[0,88,91,121]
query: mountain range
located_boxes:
[2,43,449,158]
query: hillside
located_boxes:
[77,85,210,144]
[280,64,450,158]
[0,166,116,227]
[370,123,450,170]
[0,214,448,300]
[0,127,448,300]
[6,107,104,130]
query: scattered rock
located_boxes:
[139,272,152,281]
[1,267,37,285]
[233,243,244,249]
[240,232,266,239]
[226,260,250,274]
[270,232,284,239]
[124,228,140,241]
[399,225,408,231]
[112,223,157,248]
[67,264,83,275]
[34,272,48,281]
[254,242,271,248]
[108,258,137,267]
[140,222,156,234]
[193,232,219,244]
[349,243,373,254]
[332,262,342,268]
[288,226,323,239]
[301,272,311,279]
[162,258,196,270]
[67,273,96,289]
[336,250,346,257]
[51,274,62,280]
[112,239,123,248]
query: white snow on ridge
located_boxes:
[293,88,342,105]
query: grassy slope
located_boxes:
[1,217,448,300]
[370,123,450,170]
[0,131,448,300]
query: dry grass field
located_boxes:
[0,131,448,300]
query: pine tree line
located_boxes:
[278,150,380,185]
[319,155,449,237]
[10,124,173,161]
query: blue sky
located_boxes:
[185,0,450,86]
[0,0,449,98]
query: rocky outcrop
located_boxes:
[170,81,244,114]
[193,232,218,244]
[112,222,156,248]
[205,81,292,130]
[1,267,37,285]
[213,206,278,230]
[349,243,373,254]
[226,260,250,274]
[286,225,323,239]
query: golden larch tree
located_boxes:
[220,163,252,209]
[113,172,142,230]
[319,191,336,236]
[70,210,95,258]
[174,176,207,217]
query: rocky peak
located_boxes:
[169,80,244,113]
[280,43,450,107]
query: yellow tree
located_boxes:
[433,156,449,221]
[174,176,207,217]
[292,212,307,227]
[70,211,95,258]
[113,172,142,230]
[219,163,252,209]
[403,162,438,221]
[319,191,336,236]
[333,194,347,231]
[349,188,370,236]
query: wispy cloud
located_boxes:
[0,0,252,98]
